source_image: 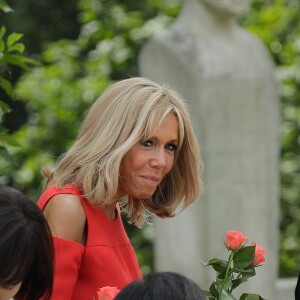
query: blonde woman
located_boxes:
[38,77,202,300]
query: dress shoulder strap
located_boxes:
[37,184,82,210]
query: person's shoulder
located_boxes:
[46,193,84,212]
[44,194,87,244]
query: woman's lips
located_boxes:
[140,175,160,183]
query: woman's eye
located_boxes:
[166,143,178,152]
[140,140,153,147]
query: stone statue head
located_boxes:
[200,0,252,16]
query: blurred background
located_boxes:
[0,0,299,278]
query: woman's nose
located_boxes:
[149,149,166,168]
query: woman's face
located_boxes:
[119,113,179,199]
[0,282,22,300]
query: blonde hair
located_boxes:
[43,77,202,227]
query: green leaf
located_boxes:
[0,53,29,69]
[217,270,227,280]
[231,268,255,290]
[200,258,227,273]
[0,26,6,38]
[0,77,13,97]
[0,133,20,147]
[0,145,18,165]
[209,282,219,298]
[234,246,255,269]
[231,265,256,281]
[0,53,40,70]
[206,258,228,273]
[0,101,11,123]
[0,39,5,53]
[241,266,256,280]
[232,277,244,290]
[239,293,266,300]
[218,277,232,290]
[7,33,23,47]
[0,125,7,135]
[0,0,13,13]
[0,100,11,115]
[220,288,236,300]
[7,43,25,53]
[211,278,235,300]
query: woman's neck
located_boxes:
[102,203,118,220]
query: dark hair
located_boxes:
[0,185,54,300]
[114,271,206,300]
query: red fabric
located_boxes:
[37,184,142,300]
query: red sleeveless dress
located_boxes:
[37,184,142,300]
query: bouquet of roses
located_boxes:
[201,230,266,300]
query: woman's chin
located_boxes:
[132,190,156,200]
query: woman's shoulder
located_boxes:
[38,183,82,207]
[44,193,87,244]
[46,192,84,210]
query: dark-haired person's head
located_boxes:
[114,271,206,300]
[0,185,54,300]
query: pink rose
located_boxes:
[252,242,266,266]
[97,286,120,300]
[225,231,248,251]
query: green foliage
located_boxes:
[0,0,12,13]
[0,2,40,167]
[1,0,81,54]
[233,246,255,269]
